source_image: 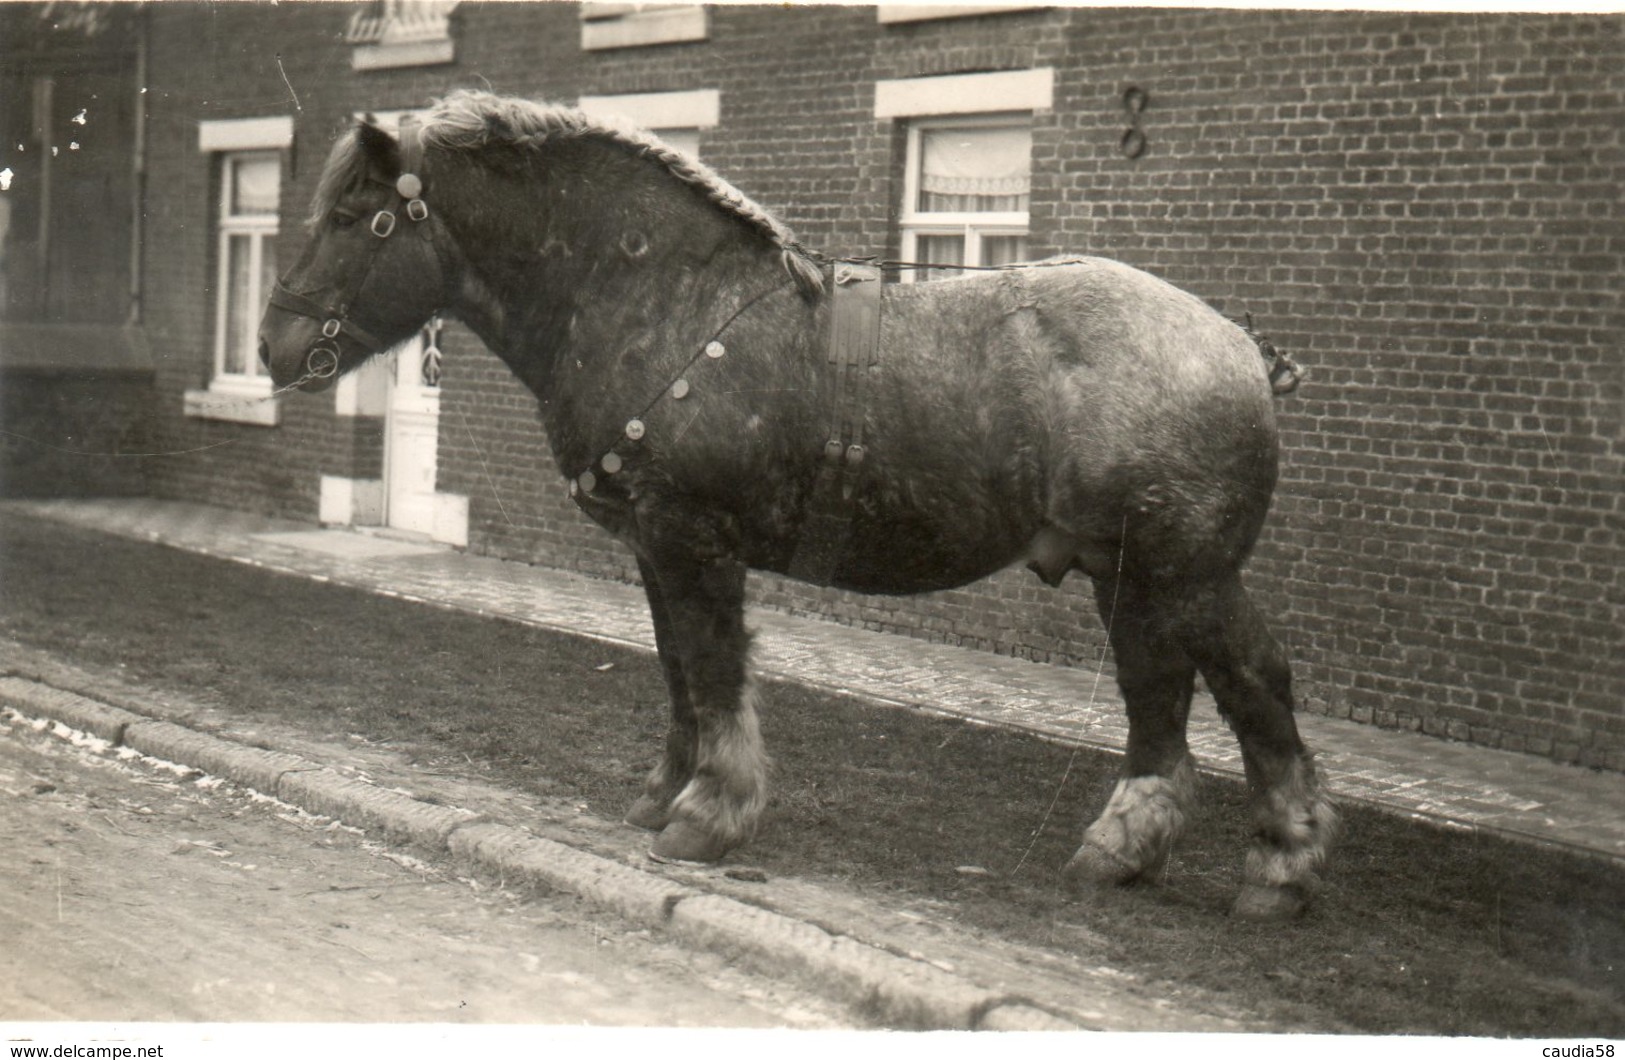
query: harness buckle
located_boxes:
[406,199,429,223]
[322,319,342,339]
[371,210,397,238]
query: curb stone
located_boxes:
[668,892,1002,1030]
[2,674,1082,1032]
[123,718,310,795]
[0,675,140,744]
[447,821,698,929]
[278,767,482,852]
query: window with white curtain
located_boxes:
[901,117,1031,282]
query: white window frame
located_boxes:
[899,115,1032,283]
[187,117,293,425]
[211,152,279,391]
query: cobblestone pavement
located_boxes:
[10,498,1623,863]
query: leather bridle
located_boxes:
[268,115,446,381]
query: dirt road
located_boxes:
[0,711,847,1027]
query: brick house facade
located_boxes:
[3,3,1621,769]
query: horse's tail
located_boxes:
[1238,312,1305,396]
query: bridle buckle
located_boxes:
[371,210,397,238]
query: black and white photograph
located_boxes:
[0,0,1620,1053]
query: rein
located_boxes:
[268,115,443,381]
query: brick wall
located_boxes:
[127,5,1622,769]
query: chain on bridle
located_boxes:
[268,115,444,382]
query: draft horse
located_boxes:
[259,91,1336,919]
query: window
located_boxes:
[187,116,291,424]
[901,118,1031,282]
[213,152,279,386]
[873,68,1051,283]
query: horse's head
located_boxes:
[258,117,454,392]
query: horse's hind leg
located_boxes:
[625,559,696,832]
[1169,572,1337,919]
[1065,575,1199,887]
[633,505,768,864]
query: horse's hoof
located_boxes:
[1231,883,1308,921]
[1063,840,1143,887]
[624,794,673,832]
[648,818,733,865]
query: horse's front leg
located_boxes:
[633,503,768,864]
[625,558,697,833]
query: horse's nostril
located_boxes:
[258,337,271,370]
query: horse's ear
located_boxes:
[355,118,402,173]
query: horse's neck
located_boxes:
[438,143,785,462]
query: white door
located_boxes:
[383,318,443,536]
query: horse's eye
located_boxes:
[332,208,362,228]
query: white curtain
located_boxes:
[231,156,280,216]
[918,126,1030,213]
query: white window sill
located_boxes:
[184,381,281,426]
[581,6,708,50]
[875,68,1055,119]
[878,5,1045,24]
[352,38,455,71]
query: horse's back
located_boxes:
[888,257,1280,580]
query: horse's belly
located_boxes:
[825,506,1028,595]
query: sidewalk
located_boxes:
[10,496,1624,864]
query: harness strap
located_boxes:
[270,115,442,376]
[267,284,388,352]
[787,262,883,586]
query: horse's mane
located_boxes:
[310,90,824,297]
